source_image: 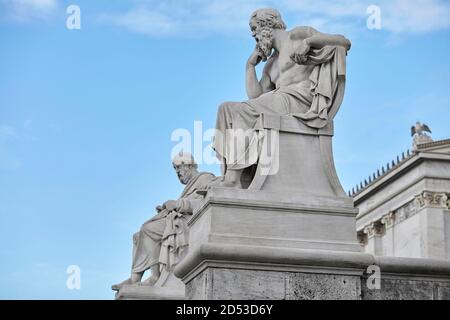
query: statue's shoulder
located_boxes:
[198,171,215,177]
[289,26,319,41]
[196,172,216,183]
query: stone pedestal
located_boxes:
[173,188,366,299]
[174,188,450,300]
[175,242,450,300]
[176,243,368,300]
[115,284,184,300]
[185,188,361,253]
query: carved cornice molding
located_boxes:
[381,211,395,229]
[363,221,384,238]
[358,191,450,246]
[358,212,393,245]
[357,230,367,246]
[395,200,416,223]
[414,191,448,209]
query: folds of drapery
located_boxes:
[131,172,216,274]
[158,210,189,271]
[158,172,216,271]
[289,45,347,129]
[131,212,167,273]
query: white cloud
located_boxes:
[0,123,36,141]
[381,0,450,34]
[282,0,368,18]
[99,0,450,38]
[99,8,177,37]
[0,0,58,22]
[99,0,269,37]
[0,125,19,139]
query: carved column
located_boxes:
[363,221,384,256]
[413,191,448,259]
[381,212,395,256]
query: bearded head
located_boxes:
[172,151,198,185]
[249,8,287,60]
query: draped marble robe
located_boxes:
[212,45,347,175]
[131,172,216,274]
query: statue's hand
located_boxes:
[247,47,264,67]
[290,40,311,64]
[163,200,179,212]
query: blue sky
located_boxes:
[0,0,449,299]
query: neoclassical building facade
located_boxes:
[352,135,450,260]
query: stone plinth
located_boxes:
[115,284,184,300]
[186,188,361,254]
[173,188,450,300]
[175,243,368,299]
[173,187,363,299]
[174,242,450,300]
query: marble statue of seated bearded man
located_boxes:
[212,8,351,188]
[112,152,216,290]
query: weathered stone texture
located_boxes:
[360,277,450,300]
[186,268,362,300]
[286,273,361,300]
[186,267,450,300]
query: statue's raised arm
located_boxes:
[289,26,351,64]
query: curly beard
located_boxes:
[256,27,274,61]
[177,168,193,185]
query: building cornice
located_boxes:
[356,191,450,246]
[416,138,450,150]
[351,138,450,203]
[353,151,450,206]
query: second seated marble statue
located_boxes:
[112,152,216,290]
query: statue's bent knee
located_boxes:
[218,101,239,114]
[133,232,139,245]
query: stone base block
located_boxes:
[115,285,184,300]
[361,277,450,300]
[174,243,450,300]
[187,268,361,300]
[188,188,361,254]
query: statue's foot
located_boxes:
[195,176,225,196]
[111,278,132,291]
[216,179,242,188]
[219,170,243,188]
[139,274,159,286]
